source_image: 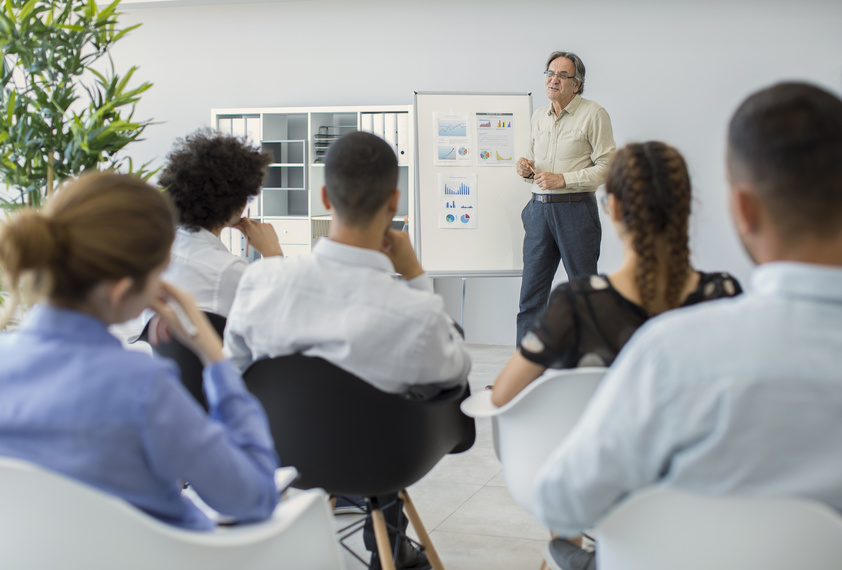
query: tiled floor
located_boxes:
[333,344,550,570]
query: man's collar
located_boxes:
[752,261,842,303]
[547,94,582,118]
[312,238,396,274]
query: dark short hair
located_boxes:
[324,131,398,227]
[545,51,586,95]
[728,82,842,238]
[159,128,271,231]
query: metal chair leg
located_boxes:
[398,489,445,570]
[371,507,396,570]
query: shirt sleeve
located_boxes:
[561,107,616,191]
[520,283,578,368]
[410,298,472,392]
[140,359,279,522]
[216,256,249,317]
[520,111,540,183]
[531,323,679,536]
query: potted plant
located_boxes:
[0,0,155,209]
[0,0,154,324]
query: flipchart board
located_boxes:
[413,92,533,276]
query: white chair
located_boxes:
[460,367,606,513]
[0,457,344,570]
[593,487,842,570]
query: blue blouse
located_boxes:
[0,305,279,530]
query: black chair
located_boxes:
[243,354,476,570]
[139,312,227,411]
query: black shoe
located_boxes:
[369,539,431,570]
[333,495,367,515]
[544,538,596,570]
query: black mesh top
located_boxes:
[520,272,743,369]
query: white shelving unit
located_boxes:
[212,105,414,259]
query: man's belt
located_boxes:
[532,192,592,203]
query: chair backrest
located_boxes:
[145,312,227,411]
[461,367,605,513]
[244,354,476,497]
[594,486,842,570]
[0,456,342,570]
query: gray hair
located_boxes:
[545,51,586,95]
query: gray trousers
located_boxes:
[516,195,601,345]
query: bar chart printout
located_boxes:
[438,173,477,229]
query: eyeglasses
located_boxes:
[544,71,575,81]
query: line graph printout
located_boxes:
[438,173,477,229]
[476,112,514,166]
[433,112,472,166]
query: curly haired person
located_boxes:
[160,128,283,317]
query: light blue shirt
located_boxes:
[534,262,842,536]
[0,305,279,530]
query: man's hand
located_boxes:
[233,218,284,257]
[381,229,424,281]
[516,157,536,178]
[533,170,566,191]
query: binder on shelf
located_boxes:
[372,113,385,140]
[360,113,374,133]
[383,113,398,157]
[396,113,409,166]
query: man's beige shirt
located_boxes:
[524,94,616,194]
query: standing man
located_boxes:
[515,51,616,344]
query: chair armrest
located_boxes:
[274,467,300,497]
[460,390,501,418]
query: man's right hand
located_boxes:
[516,157,536,178]
[382,229,424,281]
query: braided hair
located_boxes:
[605,142,692,314]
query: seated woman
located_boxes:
[159,128,283,317]
[493,141,742,406]
[0,173,278,530]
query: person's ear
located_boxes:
[608,193,622,223]
[387,189,400,215]
[321,186,331,211]
[730,184,762,237]
[107,277,135,309]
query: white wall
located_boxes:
[114,0,842,345]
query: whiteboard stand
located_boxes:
[428,270,523,334]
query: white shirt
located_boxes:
[110,228,246,346]
[224,239,471,395]
[534,262,842,536]
[164,228,248,317]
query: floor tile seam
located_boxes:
[426,482,488,533]
[429,527,548,543]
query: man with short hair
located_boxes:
[225,131,470,569]
[515,51,616,344]
[534,82,842,569]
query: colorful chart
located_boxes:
[438,146,456,160]
[461,214,471,223]
[458,147,468,156]
[480,150,491,160]
[444,182,471,196]
[446,214,455,223]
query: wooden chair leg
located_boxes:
[371,507,397,570]
[398,489,445,570]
